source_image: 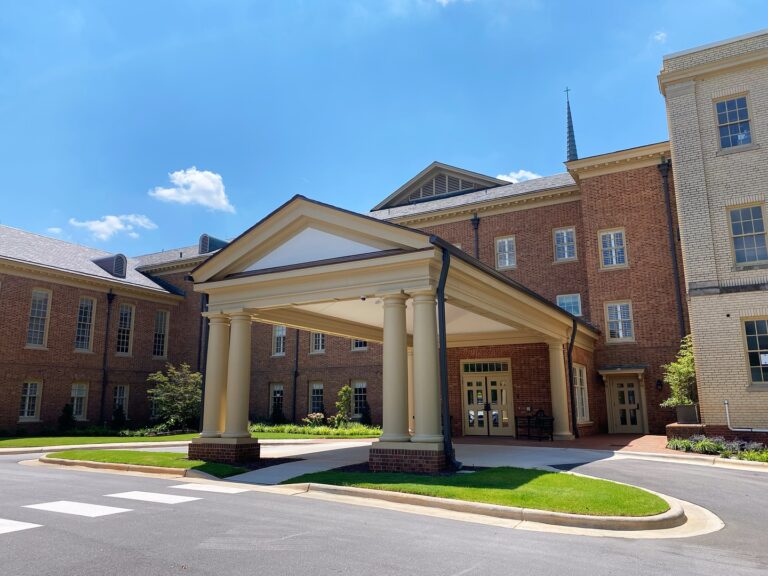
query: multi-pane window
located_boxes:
[556,294,582,316]
[74,297,95,351]
[495,236,516,270]
[270,383,284,416]
[115,304,134,355]
[600,229,627,268]
[113,384,128,418]
[554,227,577,261]
[71,383,88,421]
[729,205,768,265]
[352,339,368,351]
[26,289,51,347]
[744,319,768,384]
[573,365,589,423]
[310,382,324,413]
[310,332,325,354]
[352,380,367,417]
[19,381,41,420]
[716,96,752,149]
[606,302,634,341]
[272,325,286,356]
[153,310,169,358]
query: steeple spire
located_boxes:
[565,87,578,162]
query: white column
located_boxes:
[380,294,410,442]
[548,340,574,440]
[200,314,229,437]
[407,347,415,435]
[411,291,443,443]
[222,312,253,438]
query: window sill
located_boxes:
[115,353,132,358]
[24,345,48,351]
[309,351,326,356]
[577,420,594,426]
[605,339,636,345]
[496,266,517,272]
[733,262,768,272]
[747,384,768,392]
[74,349,94,354]
[18,418,41,423]
[716,142,760,156]
[272,353,286,358]
[553,258,578,265]
[351,348,368,352]
[599,265,629,271]
[152,356,168,361]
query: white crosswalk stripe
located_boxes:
[0,518,42,535]
[24,501,131,517]
[105,491,201,504]
[168,483,248,494]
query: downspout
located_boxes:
[724,400,768,433]
[567,317,579,439]
[436,247,462,470]
[292,329,300,422]
[659,158,686,341]
[99,290,115,424]
[471,213,480,259]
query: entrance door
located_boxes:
[461,361,513,436]
[610,380,643,433]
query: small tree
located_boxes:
[660,335,698,407]
[147,363,202,430]
[329,385,353,428]
[359,400,372,426]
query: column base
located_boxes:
[369,441,446,474]
[379,433,411,442]
[410,434,443,443]
[553,432,575,441]
[189,437,260,465]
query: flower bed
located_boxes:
[667,435,768,463]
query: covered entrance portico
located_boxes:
[188,196,598,472]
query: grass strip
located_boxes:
[283,466,669,517]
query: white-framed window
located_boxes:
[352,380,367,417]
[572,365,589,423]
[605,301,634,342]
[553,227,577,262]
[270,383,284,416]
[70,382,88,421]
[744,318,768,384]
[556,294,582,316]
[152,310,169,358]
[716,95,752,149]
[352,339,368,351]
[115,304,135,355]
[495,236,517,270]
[310,382,324,413]
[729,205,768,265]
[599,229,627,268]
[272,325,286,356]
[310,332,325,354]
[26,289,51,348]
[74,296,96,352]
[19,381,42,421]
[113,384,129,418]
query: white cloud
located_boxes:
[496,169,542,184]
[46,227,63,234]
[653,31,667,44]
[149,167,234,213]
[68,214,157,241]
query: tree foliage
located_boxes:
[660,335,697,407]
[147,363,202,429]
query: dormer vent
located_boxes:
[199,234,229,255]
[93,254,128,278]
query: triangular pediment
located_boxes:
[371,162,506,211]
[192,196,433,283]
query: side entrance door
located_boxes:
[461,361,513,436]
[609,380,644,433]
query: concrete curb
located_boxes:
[39,456,188,477]
[619,450,768,471]
[300,483,687,531]
[0,441,192,456]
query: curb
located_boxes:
[301,483,687,531]
[39,456,188,477]
[619,450,768,470]
[0,441,192,456]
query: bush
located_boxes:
[667,434,768,462]
[147,363,202,430]
[738,450,768,463]
[691,437,724,455]
[660,335,698,408]
[112,406,127,430]
[329,385,353,429]
[359,400,372,426]
[666,438,693,452]
[58,404,75,432]
[302,413,326,427]
[249,421,381,437]
[269,406,288,425]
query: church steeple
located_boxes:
[565,88,578,162]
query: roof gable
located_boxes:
[192,196,433,283]
[372,162,506,211]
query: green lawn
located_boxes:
[283,467,669,517]
[47,449,247,479]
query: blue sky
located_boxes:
[1,1,766,255]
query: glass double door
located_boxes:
[462,373,512,436]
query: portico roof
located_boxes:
[191,196,598,349]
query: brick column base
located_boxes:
[666,423,706,439]
[369,444,447,474]
[188,438,260,465]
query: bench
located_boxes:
[515,410,554,441]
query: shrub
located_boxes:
[359,400,372,426]
[737,450,768,463]
[58,403,75,432]
[112,406,127,430]
[666,438,693,452]
[660,335,698,408]
[269,406,288,425]
[667,434,768,462]
[691,437,725,455]
[147,363,202,430]
[330,385,353,429]
[302,413,326,427]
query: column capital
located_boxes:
[382,292,409,306]
[546,338,567,349]
[411,290,436,302]
[228,312,253,323]
[206,313,231,325]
